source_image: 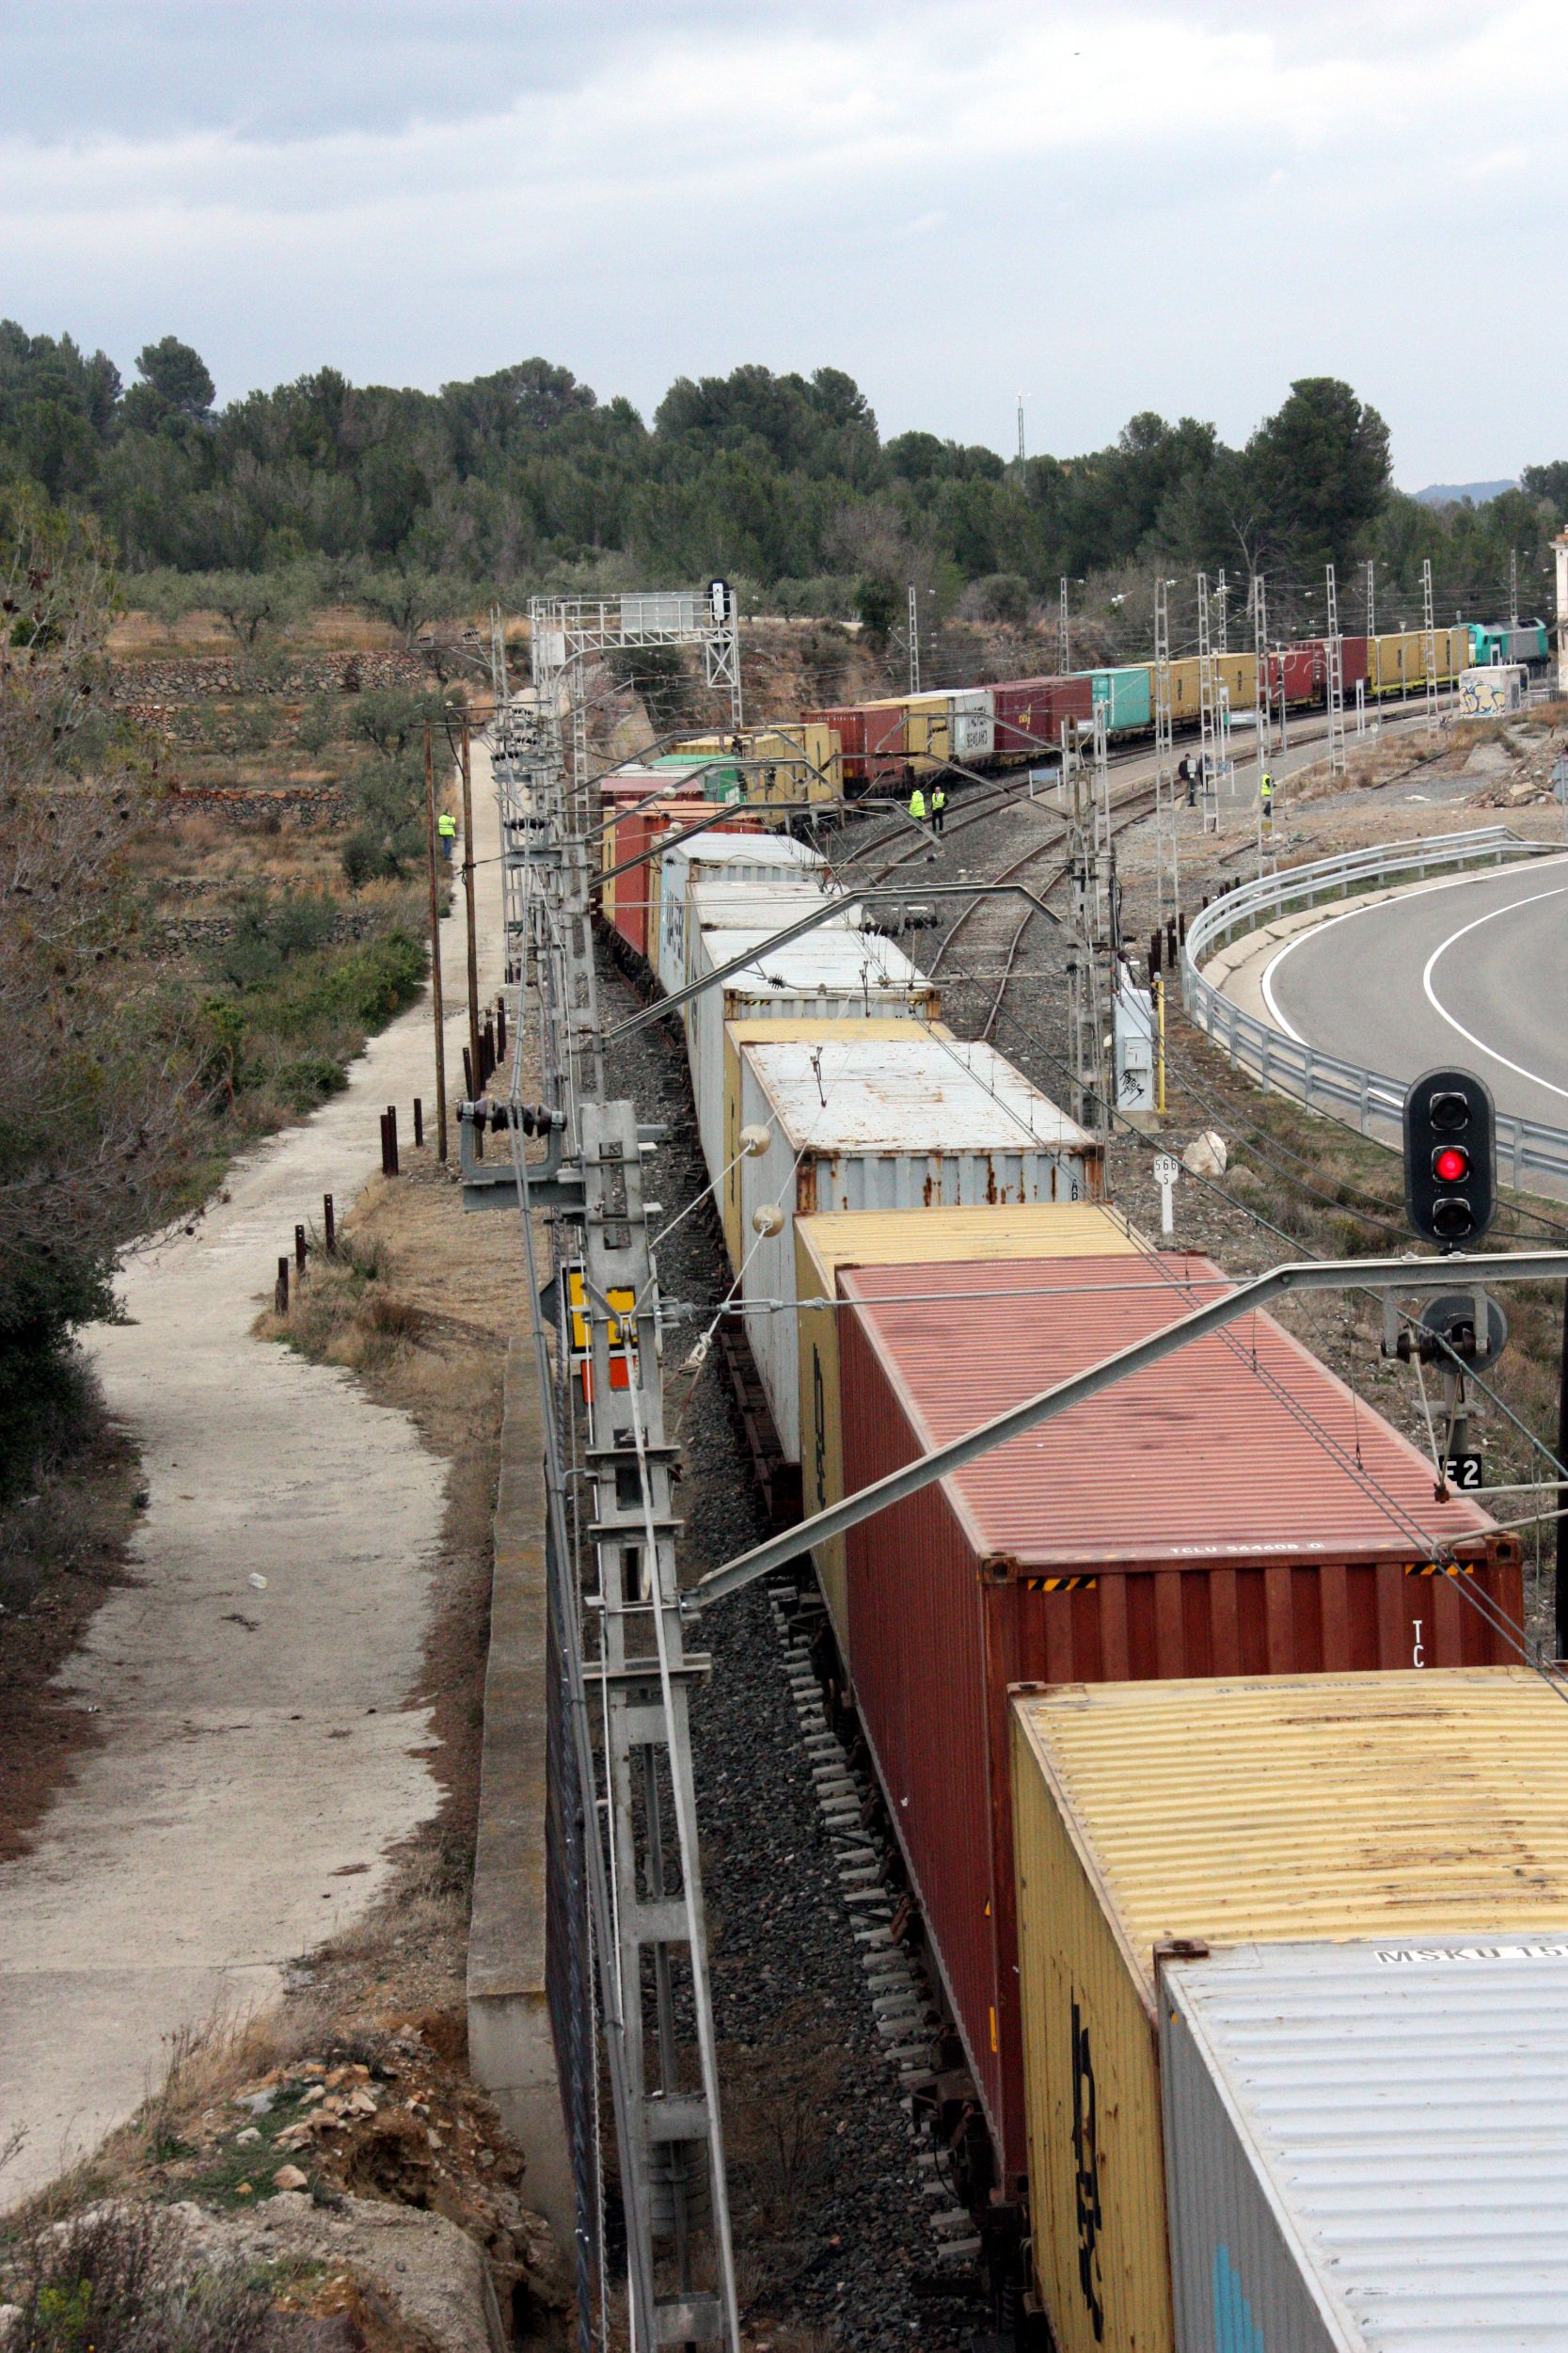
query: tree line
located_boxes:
[3,323,1561,634]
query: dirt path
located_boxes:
[0,749,504,2209]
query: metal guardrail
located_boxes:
[1180,829,1568,1193]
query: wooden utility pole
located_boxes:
[460,714,482,1105]
[424,720,449,1163]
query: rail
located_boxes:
[1180,829,1568,1192]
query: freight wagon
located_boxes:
[1471,619,1550,668]
[902,688,995,771]
[725,1033,1101,1456]
[685,931,940,1198]
[793,1204,1141,1646]
[598,784,759,963]
[1163,652,1256,723]
[990,676,1092,762]
[801,699,907,790]
[833,1254,1520,2186]
[672,720,843,804]
[653,834,829,1007]
[1011,1670,1568,2353]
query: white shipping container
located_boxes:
[736,1033,1098,1459]
[654,835,827,1001]
[1162,1935,1568,2351]
[1458,663,1528,717]
[686,929,940,1191]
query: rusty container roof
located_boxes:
[841,1252,1500,1567]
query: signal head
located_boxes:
[1403,1068,1496,1251]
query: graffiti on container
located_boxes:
[812,1348,828,1514]
[1069,1994,1105,2342]
[1212,2246,1265,2353]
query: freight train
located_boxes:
[641,616,1541,811]
[593,787,1557,2351]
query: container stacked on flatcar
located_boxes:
[829,1252,1519,2186]
[599,776,760,963]
[671,720,844,805]
[1011,1670,1568,2353]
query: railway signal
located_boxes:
[1402,1067,1496,1249]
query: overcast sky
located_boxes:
[5,2,1562,483]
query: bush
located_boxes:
[210,891,335,992]
[276,1052,349,1113]
[5,2202,279,2353]
[974,570,1030,626]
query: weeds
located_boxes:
[3,2202,280,2353]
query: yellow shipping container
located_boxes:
[794,1205,1142,1646]
[1162,651,1256,723]
[675,722,843,808]
[1011,1669,1568,2353]
[719,1018,948,1272]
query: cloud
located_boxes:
[4,1,1566,477]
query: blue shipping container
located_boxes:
[1085,665,1153,732]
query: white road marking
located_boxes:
[1420,883,1568,1103]
[1258,854,1568,1049]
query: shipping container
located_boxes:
[599,791,757,962]
[1459,662,1528,716]
[903,688,995,771]
[653,835,829,1002]
[1162,1933,1568,2353]
[718,1019,952,1273]
[673,721,843,805]
[991,676,1094,762]
[732,1038,1099,1456]
[1367,628,1466,696]
[1084,664,1152,732]
[802,700,908,790]
[796,1207,1140,1646]
[686,930,939,1196]
[1011,1670,1568,2353]
[1163,653,1259,724]
[1267,644,1318,707]
[837,1255,1521,2186]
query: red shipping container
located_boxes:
[598,789,755,962]
[991,676,1093,761]
[1298,635,1370,695]
[803,702,907,790]
[836,1252,1521,2188]
[1269,644,1319,707]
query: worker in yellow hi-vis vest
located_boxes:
[931,783,947,835]
[909,784,927,824]
[437,808,457,862]
[1259,770,1275,830]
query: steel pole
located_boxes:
[460,714,482,1111]
[423,721,449,1164]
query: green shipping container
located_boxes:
[1084,665,1152,732]
[652,754,746,803]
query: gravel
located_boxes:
[598,943,992,2352]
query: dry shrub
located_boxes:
[3,2202,280,2353]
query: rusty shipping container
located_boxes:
[598,790,756,962]
[794,1205,1141,1648]
[1010,1670,1568,2353]
[837,1253,1521,2187]
[802,699,908,789]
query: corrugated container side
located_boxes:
[686,934,938,1200]
[656,850,832,1004]
[838,1256,1517,2183]
[1161,1966,1343,2353]
[718,1019,946,1274]
[1010,1671,1568,2353]
[1087,665,1153,731]
[1162,1937,1568,2353]
[794,1208,1141,1649]
[1269,646,1317,706]
[992,676,1083,761]
[1013,1702,1170,2353]
[736,1040,1098,1459]
[600,799,754,960]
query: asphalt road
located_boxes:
[1262,852,1568,1132]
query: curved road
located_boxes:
[1262,853,1568,1132]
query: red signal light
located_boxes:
[1433,1145,1469,1184]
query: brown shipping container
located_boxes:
[837,1252,1521,2185]
[802,701,908,788]
[991,676,1093,761]
[598,787,755,962]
